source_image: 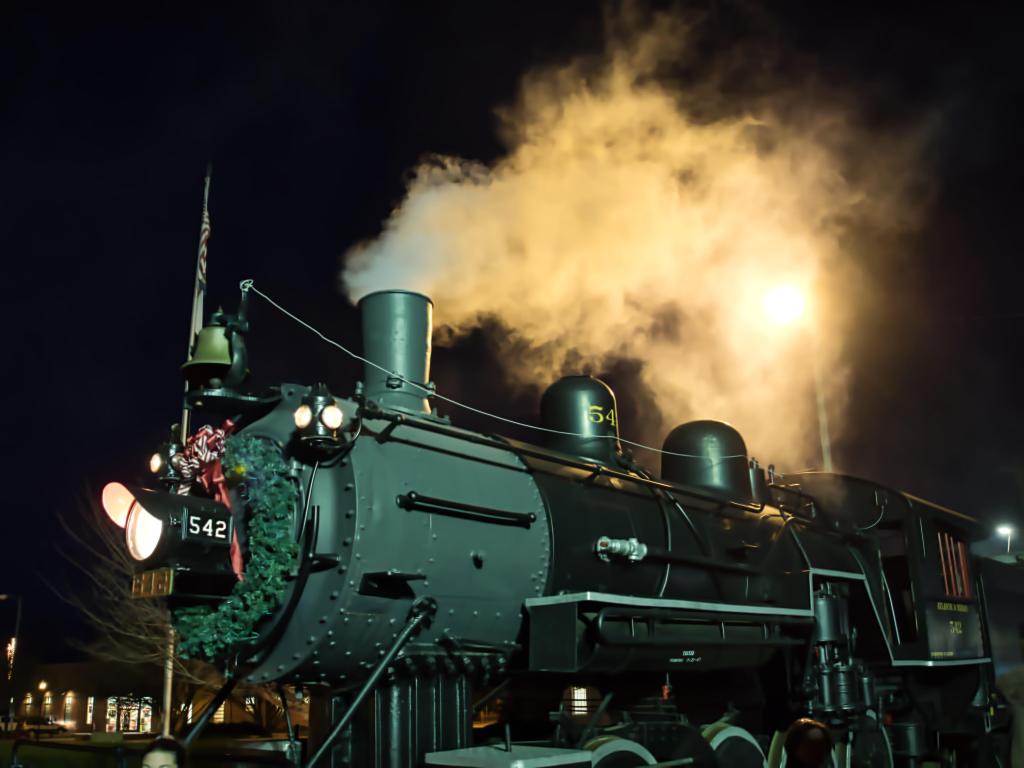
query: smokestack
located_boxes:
[358,290,434,414]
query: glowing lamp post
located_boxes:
[997,524,1015,554]
[762,284,833,472]
[0,595,21,724]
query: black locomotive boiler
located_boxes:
[103,288,1014,768]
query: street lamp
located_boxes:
[997,524,1015,554]
[762,284,808,327]
[0,595,21,724]
[761,284,833,472]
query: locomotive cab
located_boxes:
[780,472,989,665]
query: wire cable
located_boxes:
[240,279,745,462]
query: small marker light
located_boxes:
[146,431,184,488]
[320,404,344,430]
[293,404,313,429]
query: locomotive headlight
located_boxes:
[102,482,135,528]
[320,403,344,430]
[125,502,163,561]
[100,484,235,578]
[293,404,313,429]
[149,452,164,474]
[293,383,346,458]
[100,483,237,599]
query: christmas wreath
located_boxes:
[173,433,299,660]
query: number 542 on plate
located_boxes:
[184,511,232,545]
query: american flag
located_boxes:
[189,170,212,350]
[197,205,210,290]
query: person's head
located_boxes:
[141,736,187,768]
[784,718,833,768]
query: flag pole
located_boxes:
[180,165,212,443]
[164,166,212,737]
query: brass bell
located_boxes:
[182,324,232,386]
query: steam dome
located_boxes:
[661,420,751,502]
[540,375,622,465]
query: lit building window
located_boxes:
[63,692,75,725]
[106,697,118,733]
[43,692,53,718]
[140,699,153,733]
[98,695,156,733]
[245,695,256,708]
[86,697,94,726]
[212,702,226,724]
[570,686,588,715]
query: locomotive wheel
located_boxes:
[653,723,718,768]
[770,733,839,768]
[583,735,657,767]
[702,722,767,768]
[767,728,841,768]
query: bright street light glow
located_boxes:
[762,284,807,326]
[6,638,14,682]
[997,524,1015,554]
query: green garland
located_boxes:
[174,435,299,660]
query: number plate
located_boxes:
[184,512,232,546]
[131,568,174,599]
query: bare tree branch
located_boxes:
[54,490,292,732]
[53,497,211,686]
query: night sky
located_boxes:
[4,1,1024,660]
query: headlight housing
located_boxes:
[101,484,234,572]
[292,383,346,458]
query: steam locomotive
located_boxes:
[102,288,1013,768]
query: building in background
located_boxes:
[13,661,160,733]
[11,660,305,736]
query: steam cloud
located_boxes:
[341,8,929,469]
